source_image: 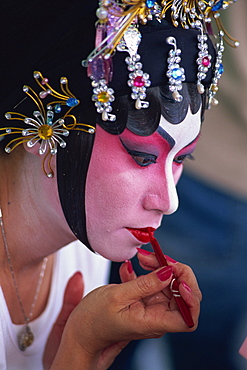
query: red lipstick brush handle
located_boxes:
[149,233,194,328]
[149,236,168,267]
[170,278,194,328]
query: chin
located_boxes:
[94,245,139,263]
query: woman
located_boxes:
[0,0,237,369]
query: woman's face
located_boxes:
[85,108,201,261]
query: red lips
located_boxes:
[126,227,155,243]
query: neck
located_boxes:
[0,148,75,327]
[0,147,75,271]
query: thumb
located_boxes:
[122,266,173,305]
[58,271,84,325]
[43,271,84,369]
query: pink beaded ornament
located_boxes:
[117,24,151,109]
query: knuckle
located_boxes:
[136,275,155,295]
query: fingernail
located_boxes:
[74,271,83,279]
[125,259,133,274]
[156,266,173,281]
[182,281,192,292]
[136,247,152,256]
[165,255,178,263]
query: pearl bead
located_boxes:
[197,83,205,94]
[96,7,108,20]
[172,91,183,102]
[212,97,219,106]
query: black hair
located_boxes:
[94,83,205,136]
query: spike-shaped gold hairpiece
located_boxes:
[86,0,238,63]
[160,0,239,47]
[0,71,95,178]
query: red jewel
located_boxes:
[133,76,145,87]
[202,57,210,67]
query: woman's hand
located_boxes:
[51,258,201,370]
[135,248,202,308]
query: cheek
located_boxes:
[85,132,142,232]
[86,154,145,221]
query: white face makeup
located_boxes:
[157,108,201,214]
[85,108,201,262]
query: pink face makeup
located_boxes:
[85,108,201,261]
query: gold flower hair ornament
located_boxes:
[0,71,95,178]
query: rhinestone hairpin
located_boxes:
[166,36,185,102]
[196,20,212,94]
[207,30,225,108]
[117,24,151,109]
[0,71,95,177]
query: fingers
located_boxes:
[43,271,84,369]
[137,247,177,271]
[171,263,202,302]
[58,267,200,360]
[117,265,173,306]
[122,278,198,337]
[136,248,202,302]
[135,248,201,329]
[57,271,84,327]
[119,260,137,283]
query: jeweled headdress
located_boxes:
[83,0,239,121]
[0,0,238,174]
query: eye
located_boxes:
[120,140,157,167]
[173,153,194,164]
[129,150,157,167]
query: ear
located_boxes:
[23,141,56,178]
[23,141,42,157]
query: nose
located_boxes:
[142,162,180,215]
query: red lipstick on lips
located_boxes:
[126,227,155,244]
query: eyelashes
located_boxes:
[120,140,157,167]
[128,150,194,167]
[173,153,194,164]
[120,139,195,168]
[129,150,157,167]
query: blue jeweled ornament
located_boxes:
[171,67,183,80]
[66,98,79,107]
[212,0,224,11]
[219,63,224,74]
[54,104,62,113]
[146,0,155,8]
